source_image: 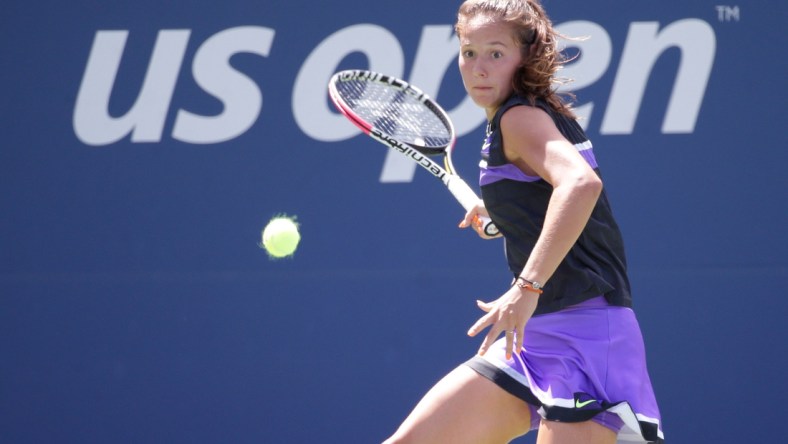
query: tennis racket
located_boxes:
[328,69,499,237]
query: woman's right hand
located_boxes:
[459,201,500,239]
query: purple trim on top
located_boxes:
[578,144,599,169]
[480,141,598,187]
[479,161,540,186]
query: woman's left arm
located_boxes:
[501,106,602,286]
[468,105,602,359]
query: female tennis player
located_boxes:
[382,0,664,443]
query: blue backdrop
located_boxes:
[2,1,786,443]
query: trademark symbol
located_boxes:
[715,5,740,22]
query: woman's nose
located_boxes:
[474,63,487,78]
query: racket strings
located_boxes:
[336,80,451,148]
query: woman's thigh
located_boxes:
[536,419,617,444]
[383,365,533,444]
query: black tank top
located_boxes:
[480,95,632,315]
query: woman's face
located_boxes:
[458,17,524,119]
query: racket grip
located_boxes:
[474,215,499,237]
[447,176,500,237]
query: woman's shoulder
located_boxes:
[496,95,554,120]
[499,95,586,140]
[498,97,556,128]
[498,96,589,147]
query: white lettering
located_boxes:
[73,30,189,145]
[172,26,274,144]
[72,18,717,159]
[601,20,716,134]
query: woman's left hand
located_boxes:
[467,285,539,360]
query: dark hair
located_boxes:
[456,0,576,117]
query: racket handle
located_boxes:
[473,215,499,237]
[447,176,500,237]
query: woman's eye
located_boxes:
[492,51,503,59]
[463,50,475,58]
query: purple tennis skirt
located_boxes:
[465,296,665,443]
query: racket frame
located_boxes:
[328,69,499,237]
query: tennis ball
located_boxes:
[261,216,300,258]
